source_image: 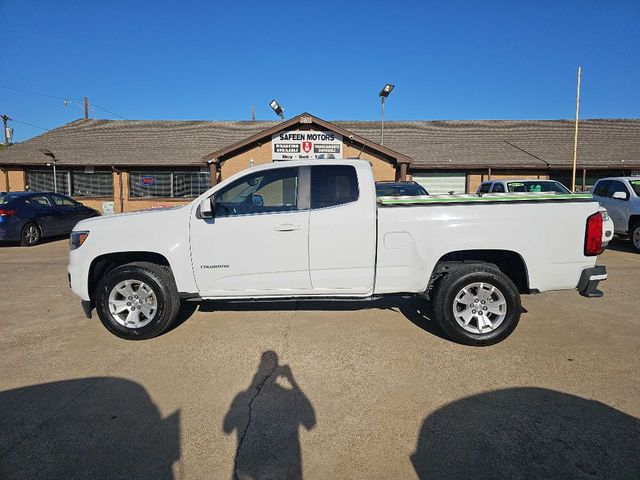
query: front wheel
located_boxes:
[631,224,640,253]
[433,265,521,346]
[95,262,180,340]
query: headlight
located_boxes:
[70,231,90,250]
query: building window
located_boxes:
[129,170,211,198]
[72,171,114,197]
[26,170,71,195]
[25,170,114,197]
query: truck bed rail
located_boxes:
[377,193,593,206]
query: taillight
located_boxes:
[584,212,603,256]
[0,208,15,216]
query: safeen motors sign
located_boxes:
[271,130,343,160]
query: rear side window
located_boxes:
[311,165,359,209]
[26,195,52,207]
[478,183,491,193]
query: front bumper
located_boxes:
[578,265,607,298]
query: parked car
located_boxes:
[69,160,607,346]
[591,177,640,252]
[477,179,571,194]
[476,179,614,246]
[376,181,428,197]
[0,192,100,246]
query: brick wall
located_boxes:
[219,140,397,182]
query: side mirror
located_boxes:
[612,191,628,200]
[200,197,214,218]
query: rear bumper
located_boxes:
[578,265,607,298]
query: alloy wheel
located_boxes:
[452,282,508,334]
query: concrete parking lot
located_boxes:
[0,238,638,479]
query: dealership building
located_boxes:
[0,112,638,213]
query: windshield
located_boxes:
[376,183,428,196]
[506,181,571,193]
[629,179,640,196]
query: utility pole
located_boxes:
[84,97,89,119]
[571,66,581,192]
[1,115,9,145]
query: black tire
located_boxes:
[631,224,640,253]
[95,262,180,340]
[20,222,41,246]
[433,264,521,346]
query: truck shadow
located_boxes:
[411,387,640,479]
[0,377,180,480]
[192,296,451,341]
[604,236,636,254]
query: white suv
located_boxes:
[591,177,640,252]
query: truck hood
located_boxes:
[74,205,188,230]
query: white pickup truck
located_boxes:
[68,160,607,346]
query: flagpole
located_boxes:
[572,66,581,192]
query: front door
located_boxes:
[190,166,312,297]
[605,180,631,232]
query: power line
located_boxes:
[0,84,127,120]
[9,118,50,131]
[0,84,67,101]
[92,103,127,120]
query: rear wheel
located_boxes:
[95,262,180,340]
[631,224,640,253]
[20,223,41,246]
[433,265,521,346]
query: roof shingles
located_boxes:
[0,117,638,169]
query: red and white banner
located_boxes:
[272,130,343,160]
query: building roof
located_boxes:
[344,119,640,169]
[0,116,638,169]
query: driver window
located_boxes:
[492,184,505,193]
[214,167,298,217]
[607,180,629,200]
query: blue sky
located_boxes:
[2,0,639,141]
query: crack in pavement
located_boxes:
[232,361,278,480]
[232,301,297,480]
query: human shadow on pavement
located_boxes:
[0,377,180,480]
[223,351,316,480]
[199,296,450,341]
[411,387,640,480]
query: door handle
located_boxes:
[274,223,301,232]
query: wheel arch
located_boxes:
[428,249,530,295]
[629,214,640,232]
[88,251,171,301]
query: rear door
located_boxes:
[25,195,58,235]
[308,165,376,294]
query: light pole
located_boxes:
[39,148,57,193]
[379,84,394,146]
[269,99,285,121]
